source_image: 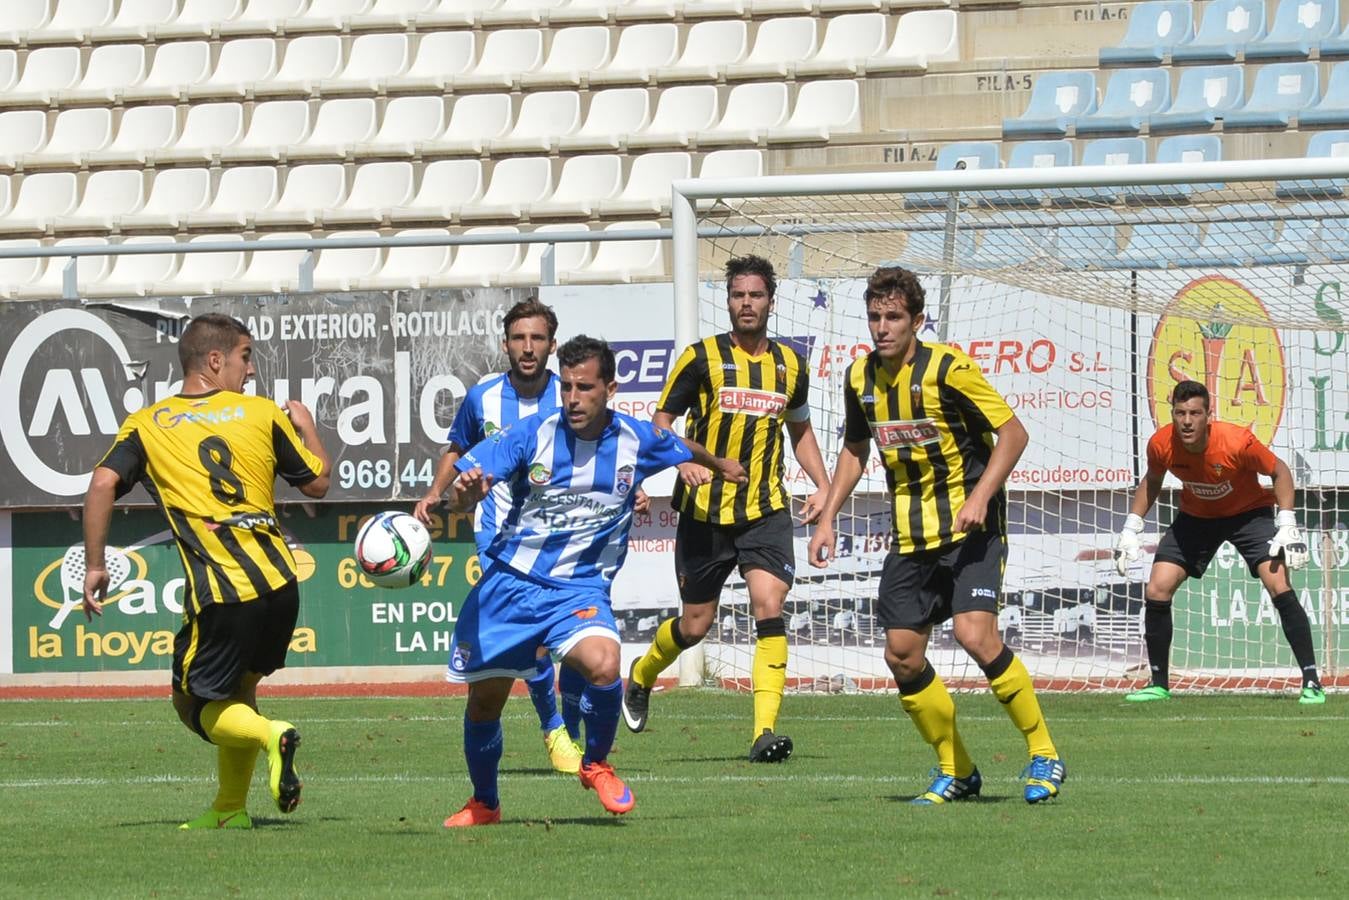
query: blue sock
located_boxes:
[462,715,503,809]
[527,654,564,732]
[559,664,586,742]
[579,678,623,765]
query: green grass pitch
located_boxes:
[2,692,1346,898]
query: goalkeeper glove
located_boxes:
[1270,510,1309,571]
[1114,513,1145,577]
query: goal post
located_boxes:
[669,157,1349,693]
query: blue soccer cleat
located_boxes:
[911,767,982,805]
[1023,755,1065,804]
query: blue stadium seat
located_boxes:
[1297,62,1349,127]
[1222,62,1318,127]
[1148,65,1243,132]
[1099,1,1194,65]
[1275,130,1349,198]
[1318,216,1349,261]
[901,227,978,271]
[903,141,1001,210]
[968,228,1054,269]
[1118,222,1201,268]
[1245,0,1338,59]
[1054,138,1148,206]
[1171,0,1266,63]
[982,140,1073,207]
[1052,224,1119,269]
[1123,134,1223,203]
[1174,208,1279,266]
[1314,18,1349,56]
[1002,71,1097,137]
[1253,213,1322,265]
[1074,68,1170,135]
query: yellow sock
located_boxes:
[751,634,788,738]
[631,617,688,687]
[199,699,270,750]
[213,745,259,811]
[900,668,974,777]
[988,653,1057,760]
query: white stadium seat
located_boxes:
[865,10,959,74]
[479,0,567,27]
[0,1,53,46]
[286,0,376,33]
[438,226,524,288]
[417,0,502,29]
[795,12,888,77]
[189,37,280,100]
[219,0,308,37]
[157,0,246,39]
[770,79,861,142]
[325,161,416,225]
[599,151,691,215]
[358,227,453,290]
[355,96,446,157]
[253,164,348,227]
[220,100,312,161]
[0,110,49,168]
[729,16,818,80]
[683,0,749,19]
[515,223,593,284]
[386,31,475,92]
[423,93,512,155]
[453,28,543,89]
[590,23,678,84]
[616,0,680,22]
[389,159,485,223]
[0,49,17,92]
[698,81,788,145]
[60,43,147,103]
[0,239,45,300]
[91,236,182,298]
[256,35,343,96]
[155,102,244,162]
[550,0,617,25]
[528,154,622,217]
[560,88,650,151]
[55,169,147,232]
[23,107,115,168]
[186,165,281,228]
[563,220,664,283]
[19,237,111,299]
[311,229,383,291]
[29,0,116,45]
[320,32,410,93]
[120,167,212,229]
[491,90,581,153]
[289,98,378,159]
[10,47,83,105]
[460,157,554,222]
[221,231,313,294]
[0,177,13,217]
[170,233,248,293]
[626,84,717,148]
[520,26,611,88]
[657,20,747,82]
[699,147,763,178]
[122,41,212,102]
[98,0,179,41]
[349,0,440,30]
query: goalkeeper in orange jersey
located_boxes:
[807,266,1064,805]
[1114,379,1323,704]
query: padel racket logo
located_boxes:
[872,418,941,449]
[717,388,787,417]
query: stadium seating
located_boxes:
[562,220,665,283]
[1002,71,1098,137]
[288,98,378,159]
[1222,62,1318,128]
[900,227,977,270]
[259,34,343,95]
[515,223,594,285]
[0,1,52,45]
[325,162,416,225]
[461,157,555,221]
[120,168,213,229]
[386,31,474,91]
[1174,211,1279,266]
[441,226,525,288]
[770,80,861,143]
[492,91,583,153]
[0,110,49,167]
[93,235,183,298]
[560,88,651,151]
[968,227,1054,270]
[24,108,113,168]
[699,82,789,145]
[156,102,245,163]
[1274,131,1349,198]
[600,151,693,215]
[727,16,817,80]
[796,13,887,77]
[1123,134,1224,203]
[19,237,112,299]
[1117,222,1200,269]
[186,165,280,228]
[1246,0,1338,59]
[100,0,179,40]
[10,46,82,105]
[358,227,453,291]
[253,164,346,226]
[353,96,446,158]
[1098,1,1194,65]
[981,140,1073,208]
[219,0,307,38]
[1053,224,1120,269]
[521,26,612,87]
[1059,138,1148,206]
[657,19,747,82]
[1073,68,1170,136]
[192,37,279,99]
[156,1,246,40]
[528,154,624,217]
[389,159,485,223]
[32,0,117,45]
[170,233,249,294]
[1148,65,1244,132]
[589,22,678,84]
[455,28,544,89]
[57,169,147,232]
[0,239,45,299]
[221,231,312,293]
[426,94,513,154]
[218,100,311,161]
[627,84,718,148]
[1170,0,1266,63]
[1297,62,1349,126]
[903,142,1001,209]
[61,43,148,103]
[320,32,410,92]
[310,229,383,291]
[123,40,212,101]
[865,10,958,74]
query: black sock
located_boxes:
[1272,591,1321,688]
[1143,599,1173,690]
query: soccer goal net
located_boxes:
[671,158,1349,693]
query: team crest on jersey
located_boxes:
[718,387,787,417]
[615,464,635,496]
[1212,464,1223,475]
[911,383,923,395]
[529,463,552,485]
[1185,480,1233,500]
[483,421,500,436]
[872,418,941,449]
[449,643,472,673]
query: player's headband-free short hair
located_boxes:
[1170,379,1210,409]
[557,334,616,383]
[503,297,559,340]
[864,267,926,317]
[179,313,250,373]
[725,254,777,299]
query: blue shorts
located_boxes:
[446,564,619,683]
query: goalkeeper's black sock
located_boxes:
[1272,591,1321,687]
[1143,598,1173,690]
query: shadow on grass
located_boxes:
[881,794,1016,805]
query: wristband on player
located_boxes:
[1122,513,1145,534]
[1275,509,1298,529]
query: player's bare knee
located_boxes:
[679,604,715,640]
[953,629,1003,668]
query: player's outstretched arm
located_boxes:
[1115,469,1164,576]
[414,445,464,524]
[81,467,120,620]
[654,410,711,487]
[808,439,870,569]
[447,466,495,511]
[284,400,332,498]
[786,418,831,525]
[954,415,1029,533]
[1269,458,1309,570]
[678,435,748,484]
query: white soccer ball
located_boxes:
[353,511,433,589]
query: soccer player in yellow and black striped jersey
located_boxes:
[623,255,830,763]
[81,313,331,830]
[807,267,1064,804]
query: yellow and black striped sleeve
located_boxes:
[657,342,706,418]
[269,405,324,487]
[843,367,872,444]
[784,354,810,423]
[941,355,1014,432]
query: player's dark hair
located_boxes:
[503,297,558,340]
[557,334,616,383]
[179,314,250,373]
[865,267,926,317]
[725,254,777,299]
[1171,379,1210,409]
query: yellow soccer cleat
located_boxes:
[266,720,302,814]
[544,724,583,774]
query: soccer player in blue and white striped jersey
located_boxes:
[415,300,589,774]
[441,336,746,825]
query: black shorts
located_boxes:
[876,530,1006,631]
[172,582,300,700]
[675,509,796,603]
[1154,507,1275,579]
